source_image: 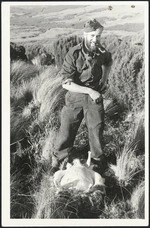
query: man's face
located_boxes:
[84,28,103,52]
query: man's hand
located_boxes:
[88,88,101,103]
[62,82,102,103]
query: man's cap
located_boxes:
[84,18,104,33]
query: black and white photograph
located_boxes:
[2,1,149,226]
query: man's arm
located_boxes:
[99,49,113,92]
[62,81,101,102]
[101,65,112,85]
[100,65,112,92]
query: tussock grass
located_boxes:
[99,198,134,219]
[129,180,145,218]
[41,130,58,161]
[34,67,66,121]
[34,66,59,103]
[11,171,34,218]
[109,144,144,187]
[33,173,105,218]
[104,98,122,119]
[10,108,31,150]
[10,148,36,218]
[109,110,145,187]
[10,80,38,152]
[102,88,125,122]
[132,111,145,155]
[10,60,39,85]
[103,117,127,158]
[22,101,37,118]
[11,83,33,112]
[33,174,80,218]
[123,110,145,155]
[107,35,144,112]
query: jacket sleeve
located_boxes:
[102,51,113,67]
[60,49,77,85]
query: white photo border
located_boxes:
[2,1,149,227]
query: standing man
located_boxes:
[52,19,112,174]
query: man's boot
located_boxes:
[91,154,108,175]
[51,151,68,174]
[51,154,60,174]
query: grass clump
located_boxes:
[10,147,36,218]
[129,180,145,218]
[99,198,134,219]
[10,60,39,85]
[33,66,65,122]
[109,110,145,189]
[33,173,105,218]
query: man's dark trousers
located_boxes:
[55,91,104,160]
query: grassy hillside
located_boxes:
[10,4,145,43]
[10,4,145,219]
